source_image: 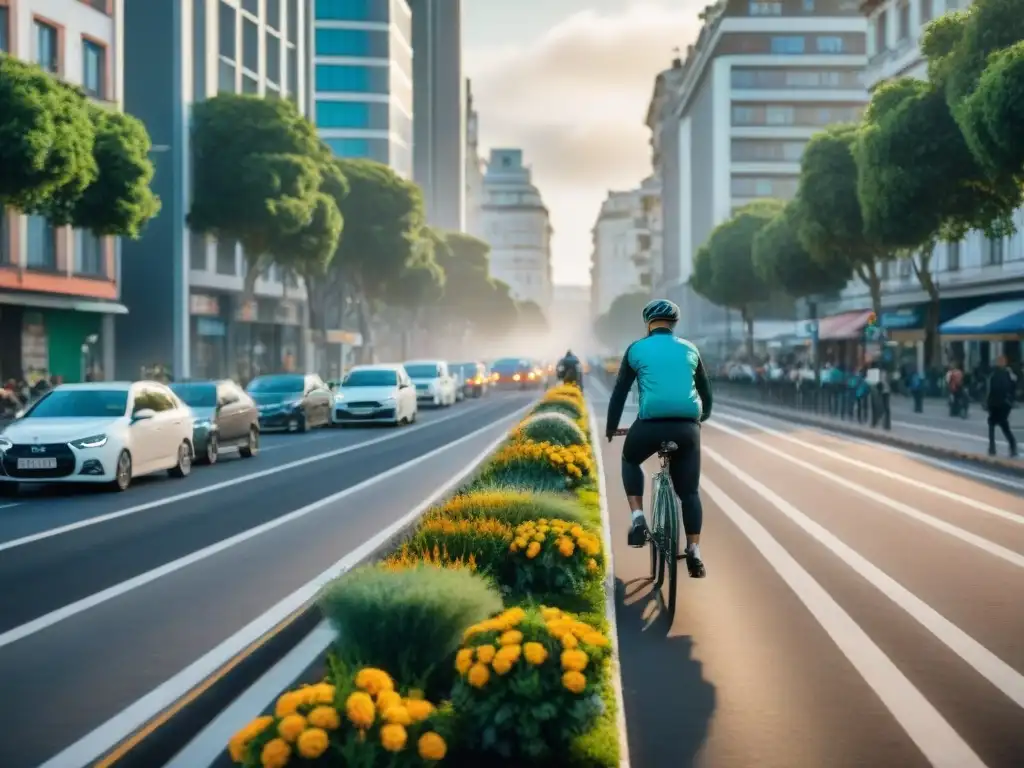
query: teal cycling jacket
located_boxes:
[605,328,713,435]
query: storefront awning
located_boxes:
[0,291,128,314]
[940,300,1024,340]
[818,310,872,341]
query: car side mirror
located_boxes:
[132,408,156,422]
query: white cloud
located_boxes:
[466,2,703,284]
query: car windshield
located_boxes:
[452,363,480,377]
[491,358,526,374]
[343,370,398,387]
[23,389,128,418]
[404,364,440,378]
[170,382,217,407]
[247,374,304,393]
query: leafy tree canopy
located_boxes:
[383,233,445,309]
[433,231,519,335]
[753,199,851,298]
[593,291,650,349]
[0,56,96,214]
[515,300,548,332]
[960,41,1024,177]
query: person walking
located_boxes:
[986,355,1018,458]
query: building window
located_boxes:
[316,101,370,128]
[731,106,756,125]
[897,0,910,41]
[947,241,960,271]
[766,106,795,125]
[730,176,799,198]
[218,58,237,92]
[315,64,387,93]
[190,230,208,271]
[0,6,9,53]
[287,0,299,43]
[874,12,888,53]
[34,20,60,73]
[987,237,1004,266]
[816,36,844,54]
[921,0,934,23]
[802,0,815,10]
[216,239,236,275]
[898,257,912,279]
[287,45,298,101]
[266,30,281,85]
[322,137,389,163]
[770,36,805,55]
[82,39,106,99]
[242,0,259,15]
[748,1,781,14]
[75,231,105,276]
[267,0,281,29]
[315,28,388,56]
[242,18,258,72]
[219,1,237,59]
[315,0,386,22]
[731,139,807,161]
[242,73,259,93]
[26,216,56,270]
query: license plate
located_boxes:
[17,457,57,470]
[349,408,373,415]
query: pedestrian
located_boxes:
[986,355,1018,458]
[909,369,924,413]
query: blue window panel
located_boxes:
[325,137,370,157]
[315,0,387,21]
[316,64,389,93]
[816,36,844,53]
[316,28,381,56]
[316,101,371,128]
[770,36,805,54]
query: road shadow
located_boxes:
[615,575,716,768]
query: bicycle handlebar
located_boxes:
[611,428,629,437]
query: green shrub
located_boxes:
[318,564,502,692]
[429,487,586,526]
[533,399,584,421]
[517,411,588,446]
[403,515,514,575]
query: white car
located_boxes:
[403,360,457,407]
[0,381,195,494]
[331,364,418,426]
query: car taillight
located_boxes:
[513,373,521,381]
[527,371,536,380]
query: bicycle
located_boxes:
[612,428,681,620]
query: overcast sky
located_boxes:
[463,0,704,286]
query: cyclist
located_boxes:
[605,299,712,578]
[556,348,582,390]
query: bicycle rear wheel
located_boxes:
[649,474,666,586]
[664,494,680,621]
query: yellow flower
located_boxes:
[354,667,393,696]
[307,706,340,730]
[418,731,448,761]
[509,541,519,553]
[558,538,576,557]
[310,683,335,704]
[228,716,273,762]
[277,713,306,743]
[562,670,587,694]
[381,723,408,752]
[587,558,599,572]
[532,532,546,542]
[259,737,291,768]
[503,606,526,624]
[475,643,497,664]
[274,691,301,718]
[345,691,376,729]
[467,662,491,688]
[384,705,412,725]
[523,642,548,665]
[296,727,330,759]
[455,647,474,675]
[405,698,435,722]
[570,525,585,538]
[500,629,523,645]
[526,541,542,559]
[561,632,579,649]
[561,649,589,672]
[492,654,514,675]
[376,689,402,714]
[541,606,562,620]
[496,644,522,664]
[583,631,610,647]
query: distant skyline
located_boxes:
[463,1,704,286]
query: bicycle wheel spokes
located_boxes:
[651,476,670,589]
[664,499,680,621]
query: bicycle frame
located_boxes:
[649,454,680,619]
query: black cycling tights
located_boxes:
[621,418,703,535]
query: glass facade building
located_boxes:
[313,0,413,177]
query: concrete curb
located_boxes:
[717,396,1024,477]
[586,395,632,768]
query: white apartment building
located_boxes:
[464,78,485,238]
[479,149,553,314]
[647,0,867,338]
[825,0,1024,350]
[589,188,649,319]
[0,0,125,383]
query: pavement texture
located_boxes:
[589,376,1024,768]
[0,393,534,768]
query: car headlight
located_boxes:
[381,396,396,406]
[71,434,108,449]
[334,394,345,403]
[0,437,11,451]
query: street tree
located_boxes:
[515,300,548,334]
[796,124,889,316]
[753,199,851,300]
[960,41,1024,178]
[0,56,96,214]
[434,231,519,342]
[690,201,777,355]
[593,291,650,351]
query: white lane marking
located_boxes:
[715,412,1024,526]
[0,503,21,510]
[585,397,632,768]
[165,622,336,768]
[704,452,1024,713]
[37,411,520,768]
[701,477,987,768]
[707,421,1024,569]
[718,405,1024,492]
[0,404,530,652]
[0,398,501,553]
[890,420,989,444]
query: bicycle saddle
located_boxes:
[658,441,678,454]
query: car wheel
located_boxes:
[110,450,132,492]
[168,441,193,478]
[239,427,259,458]
[201,434,219,465]
[289,414,307,433]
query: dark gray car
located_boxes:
[170,380,260,465]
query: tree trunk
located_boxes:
[911,243,941,369]
[741,306,754,358]
[855,262,883,316]
[354,294,374,364]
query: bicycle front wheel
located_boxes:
[664,495,679,621]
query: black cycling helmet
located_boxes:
[565,348,573,357]
[642,298,680,326]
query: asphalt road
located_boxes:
[0,392,534,768]
[588,377,1024,768]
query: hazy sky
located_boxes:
[463,0,704,286]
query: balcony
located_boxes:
[81,0,111,14]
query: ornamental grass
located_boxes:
[318,565,502,691]
[228,666,451,768]
[506,518,604,596]
[402,516,514,575]
[513,411,588,447]
[382,543,478,574]
[426,488,586,527]
[476,439,595,493]
[451,605,611,761]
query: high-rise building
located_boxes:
[647,0,868,339]
[464,79,485,238]
[311,0,413,177]
[589,189,649,320]
[119,0,311,381]
[410,0,465,232]
[0,0,125,383]
[480,149,552,313]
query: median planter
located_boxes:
[226,385,621,768]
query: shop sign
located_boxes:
[197,318,226,337]
[235,299,258,323]
[190,293,221,317]
[326,329,363,347]
[879,308,922,330]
